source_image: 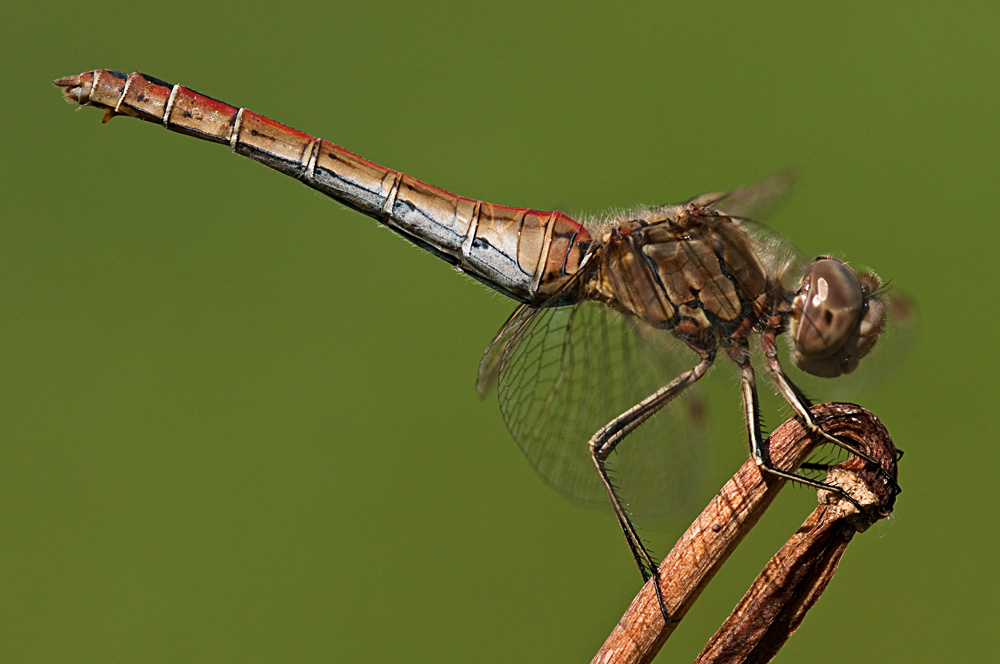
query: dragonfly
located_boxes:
[54,69,894,618]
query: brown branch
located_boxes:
[592,403,898,664]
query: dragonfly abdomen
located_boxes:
[54,69,591,304]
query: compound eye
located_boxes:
[792,258,864,360]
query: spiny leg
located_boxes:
[760,331,878,463]
[589,352,714,623]
[735,351,869,512]
[760,329,899,493]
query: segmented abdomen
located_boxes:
[55,69,592,303]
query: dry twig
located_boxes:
[592,403,898,664]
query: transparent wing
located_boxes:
[685,172,796,221]
[479,295,710,524]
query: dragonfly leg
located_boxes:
[758,330,900,496]
[735,352,873,513]
[588,352,714,623]
[759,330,882,466]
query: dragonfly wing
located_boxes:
[485,298,710,523]
[685,172,796,221]
[476,302,534,397]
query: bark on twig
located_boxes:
[592,403,898,664]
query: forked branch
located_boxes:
[592,402,899,664]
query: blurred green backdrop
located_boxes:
[2,2,996,662]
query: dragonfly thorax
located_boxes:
[587,207,773,353]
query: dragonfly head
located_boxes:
[788,256,886,378]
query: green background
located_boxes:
[3,2,995,662]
